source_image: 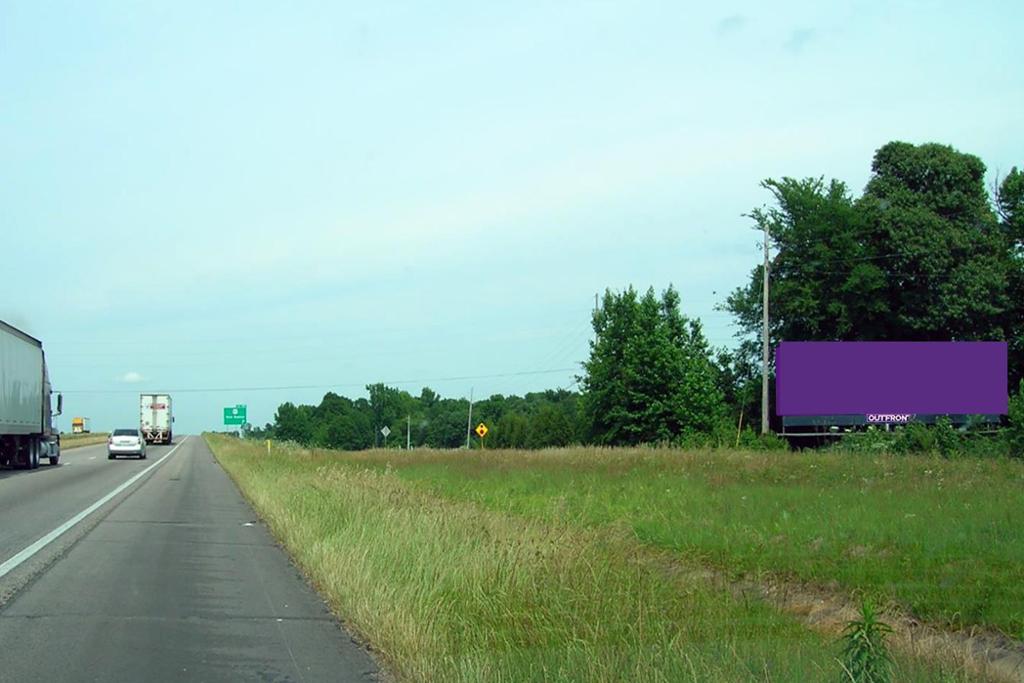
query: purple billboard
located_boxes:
[776,342,1008,417]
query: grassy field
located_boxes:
[60,432,109,449]
[206,435,1001,682]
[376,447,1024,638]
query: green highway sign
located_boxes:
[223,404,247,426]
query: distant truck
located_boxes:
[71,416,90,434]
[139,393,173,445]
[0,320,62,468]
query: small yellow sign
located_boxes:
[475,423,488,438]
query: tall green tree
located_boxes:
[726,177,873,344]
[997,167,1024,386]
[725,142,1021,407]
[722,176,868,428]
[273,402,313,444]
[367,383,416,446]
[859,142,1009,342]
[323,411,373,450]
[582,286,725,445]
[710,348,760,431]
[425,398,469,448]
[494,412,530,448]
[660,287,729,433]
[525,405,572,448]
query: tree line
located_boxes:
[724,141,1024,431]
[252,141,1023,452]
[249,385,582,450]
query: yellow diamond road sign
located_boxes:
[475,423,488,438]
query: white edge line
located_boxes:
[0,436,189,580]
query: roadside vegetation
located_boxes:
[246,141,1024,458]
[828,406,1024,459]
[218,140,1023,677]
[365,447,1024,638]
[60,432,109,449]
[208,434,1002,682]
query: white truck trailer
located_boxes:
[139,393,173,445]
[0,320,62,469]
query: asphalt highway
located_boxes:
[0,436,378,682]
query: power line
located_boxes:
[761,247,1008,281]
[558,377,581,393]
[776,267,1000,282]
[48,315,603,358]
[765,212,998,249]
[538,326,592,369]
[58,367,580,395]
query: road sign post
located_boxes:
[381,425,391,449]
[475,422,488,450]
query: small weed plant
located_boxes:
[839,601,894,683]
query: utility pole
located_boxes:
[406,415,411,450]
[465,387,474,449]
[761,220,770,434]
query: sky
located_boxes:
[2,1,1022,434]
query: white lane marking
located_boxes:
[0,436,190,580]
[89,456,96,460]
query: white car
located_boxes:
[108,428,147,460]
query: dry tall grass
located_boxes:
[60,432,109,449]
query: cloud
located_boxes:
[119,371,145,383]
[716,15,746,36]
[784,28,815,53]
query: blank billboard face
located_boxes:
[775,342,1008,416]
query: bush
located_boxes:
[832,427,898,455]
[963,433,1009,459]
[672,421,789,451]
[528,405,575,448]
[891,423,935,454]
[932,416,962,458]
[673,429,714,450]
[1008,380,1024,458]
[736,428,790,451]
[831,419,1014,459]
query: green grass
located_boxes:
[351,447,1024,639]
[207,435,983,682]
